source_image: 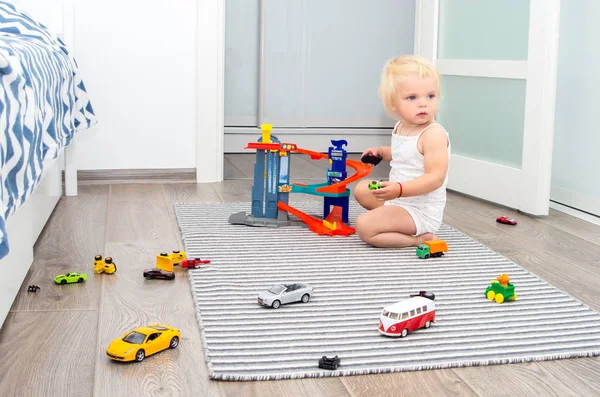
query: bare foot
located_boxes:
[416,232,437,245]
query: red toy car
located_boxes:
[496,216,517,225]
[179,258,211,269]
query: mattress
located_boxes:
[0,1,97,258]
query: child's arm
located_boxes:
[379,146,392,162]
[372,126,448,200]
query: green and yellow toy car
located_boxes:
[54,272,88,285]
[485,274,516,303]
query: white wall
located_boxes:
[551,0,600,216]
[14,0,223,181]
[71,0,197,170]
[16,0,206,171]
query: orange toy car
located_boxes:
[416,240,448,259]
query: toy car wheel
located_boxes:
[425,321,432,328]
[301,294,310,303]
[272,300,281,309]
[78,278,83,283]
[145,275,152,280]
[60,279,66,285]
[424,254,430,259]
[169,336,179,348]
[495,293,505,304]
[135,350,145,362]
[486,291,496,301]
[400,328,409,338]
[511,293,517,301]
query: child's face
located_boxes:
[393,75,438,125]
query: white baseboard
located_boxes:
[224,128,390,153]
[550,185,600,217]
[76,168,196,185]
[549,201,600,227]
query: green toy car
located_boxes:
[368,180,382,190]
[485,274,516,303]
[54,272,88,285]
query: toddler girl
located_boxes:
[354,55,450,248]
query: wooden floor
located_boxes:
[1,153,600,397]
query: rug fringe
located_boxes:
[207,350,600,381]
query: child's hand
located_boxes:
[371,181,400,202]
[361,147,382,157]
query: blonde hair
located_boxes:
[379,55,440,116]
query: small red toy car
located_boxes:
[496,216,517,225]
[179,258,211,269]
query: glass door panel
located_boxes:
[438,0,530,61]
[438,75,526,168]
[225,0,260,126]
[263,0,415,128]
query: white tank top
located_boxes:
[388,121,451,208]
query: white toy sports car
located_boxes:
[257,283,313,309]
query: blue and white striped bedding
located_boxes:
[0,1,97,259]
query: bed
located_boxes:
[0,1,96,326]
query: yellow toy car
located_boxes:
[94,255,117,274]
[106,324,181,362]
[156,250,186,272]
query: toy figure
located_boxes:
[94,255,117,274]
[485,274,516,303]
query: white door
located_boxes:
[417,0,561,215]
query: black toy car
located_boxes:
[143,268,175,280]
[361,152,383,166]
[410,291,435,301]
[318,355,341,370]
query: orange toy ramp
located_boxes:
[291,147,372,194]
[277,202,355,236]
[315,158,372,194]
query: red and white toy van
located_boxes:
[378,296,436,338]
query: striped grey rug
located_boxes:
[174,202,600,381]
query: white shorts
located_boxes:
[384,201,443,236]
